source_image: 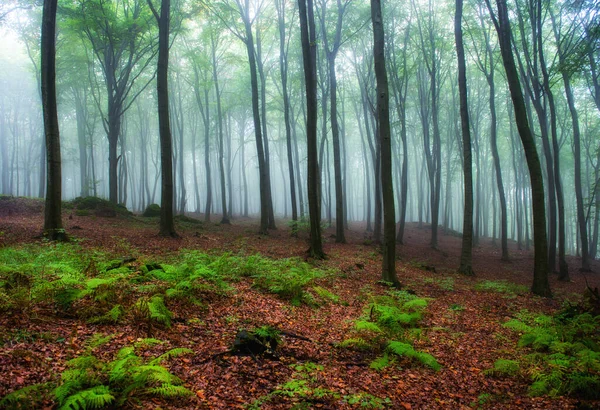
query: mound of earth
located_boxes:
[0,196,44,217]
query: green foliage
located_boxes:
[53,337,192,409]
[0,383,51,409]
[343,392,391,409]
[132,296,173,334]
[250,362,339,408]
[311,285,343,305]
[449,303,465,311]
[337,337,372,350]
[386,341,441,371]
[354,320,383,334]
[341,289,439,372]
[253,325,281,346]
[142,204,161,217]
[369,354,393,370]
[475,280,528,296]
[423,276,454,291]
[483,359,520,376]
[251,262,324,305]
[494,310,600,399]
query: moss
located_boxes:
[143,204,161,217]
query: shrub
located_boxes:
[53,338,192,409]
[492,310,600,399]
[142,204,161,217]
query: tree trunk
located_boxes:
[41,0,66,241]
[371,0,398,286]
[151,0,177,237]
[487,0,550,297]
[211,33,229,225]
[239,11,269,234]
[255,23,276,230]
[298,0,324,258]
[275,0,298,226]
[456,0,473,276]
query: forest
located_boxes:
[0,0,599,408]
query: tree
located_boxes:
[147,0,177,237]
[275,0,298,227]
[371,0,398,286]
[65,0,157,205]
[485,0,551,297]
[468,3,508,261]
[210,31,230,225]
[318,0,350,244]
[455,0,473,275]
[41,0,66,241]
[298,0,324,258]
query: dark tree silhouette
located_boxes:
[298,0,324,258]
[486,0,551,297]
[371,0,398,286]
[41,0,66,241]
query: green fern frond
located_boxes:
[57,385,114,410]
[149,348,194,365]
[0,383,50,409]
[147,384,193,398]
[85,333,114,350]
[354,320,383,333]
[483,359,520,376]
[503,319,532,333]
[403,298,428,311]
[370,354,391,370]
[387,341,441,370]
[337,337,372,350]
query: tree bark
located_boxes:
[149,0,177,237]
[371,0,398,286]
[298,0,324,258]
[275,0,298,226]
[41,0,66,241]
[486,0,550,297]
[456,0,473,276]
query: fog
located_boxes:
[1,0,599,264]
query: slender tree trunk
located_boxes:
[371,0,398,286]
[298,0,324,257]
[276,0,298,226]
[487,0,550,297]
[41,0,65,240]
[150,0,177,237]
[456,0,473,275]
[255,23,276,229]
[211,33,229,224]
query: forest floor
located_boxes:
[0,196,599,409]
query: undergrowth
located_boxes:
[475,280,528,297]
[0,335,193,409]
[339,289,440,371]
[487,308,600,399]
[0,245,326,330]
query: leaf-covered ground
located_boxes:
[1,197,599,409]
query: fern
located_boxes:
[148,384,193,398]
[503,319,532,333]
[337,337,372,350]
[58,386,114,410]
[370,354,392,371]
[387,341,441,371]
[484,359,520,377]
[403,298,428,311]
[54,336,192,408]
[0,383,50,409]
[149,348,194,365]
[354,320,383,333]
